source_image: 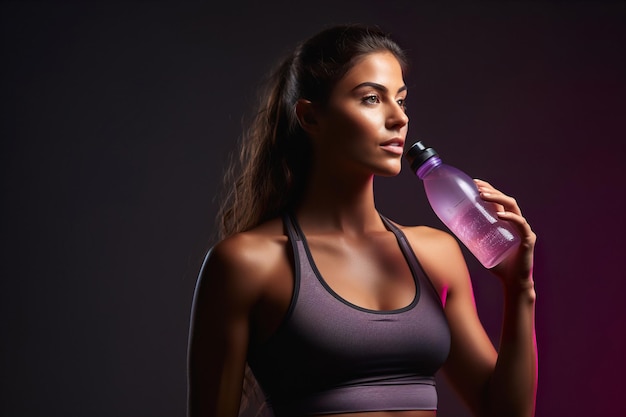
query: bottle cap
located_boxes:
[405,141,439,172]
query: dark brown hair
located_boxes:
[218,24,408,238]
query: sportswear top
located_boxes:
[247,213,451,416]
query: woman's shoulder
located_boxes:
[393,222,458,248]
[214,217,286,256]
[394,222,470,291]
[204,217,289,290]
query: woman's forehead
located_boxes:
[336,51,406,92]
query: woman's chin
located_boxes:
[375,161,403,177]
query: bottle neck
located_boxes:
[416,156,442,179]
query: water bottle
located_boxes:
[405,141,520,268]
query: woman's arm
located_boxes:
[409,180,537,417]
[475,179,538,417]
[187,236,266,417]
[438,243,536,417]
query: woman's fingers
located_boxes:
[496,210,536,244]
[473,179,537,281]
[474,178,521,216]
[474,178,536,244]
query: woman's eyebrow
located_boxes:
[352,82,407,94]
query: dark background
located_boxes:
[2,1,625,416]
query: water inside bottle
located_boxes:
[448,204,520,268]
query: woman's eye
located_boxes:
[362,95,380,104]
[397,98,407,111]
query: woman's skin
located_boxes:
[188,51,537,417]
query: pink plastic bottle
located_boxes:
[405,141,520,268]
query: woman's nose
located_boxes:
[386,103,409,129]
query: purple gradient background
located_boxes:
[1,1,625,416]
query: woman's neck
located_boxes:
[296,166,384,237]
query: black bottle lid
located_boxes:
[405,141,439,172]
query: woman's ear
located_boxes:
[295,99,320,135]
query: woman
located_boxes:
[188,24,537,417]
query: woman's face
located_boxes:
[314,51,409,178]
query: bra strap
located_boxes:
[380,215,424,286]
[283,212,301,242]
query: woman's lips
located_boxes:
[380,139,405,155]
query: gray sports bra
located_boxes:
[247,214,451,416]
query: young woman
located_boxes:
[187,24,537,417]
